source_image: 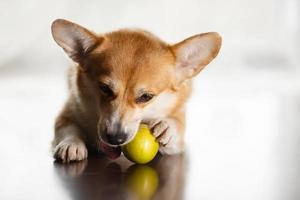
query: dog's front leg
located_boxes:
[146,111,186,155]
[52,117,88,163]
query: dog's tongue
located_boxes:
[100,141,121,159]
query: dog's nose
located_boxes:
[106,133,127,145]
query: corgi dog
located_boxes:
[51,19,221,162]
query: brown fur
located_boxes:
[51,19,221,162]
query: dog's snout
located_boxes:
[106,133,128,145]
[103,121,128,145]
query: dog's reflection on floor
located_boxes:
[54,153,186,200]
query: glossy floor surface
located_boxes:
[1,0,300,199]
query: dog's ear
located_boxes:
[171,32,222,84]
[51,19,101,64]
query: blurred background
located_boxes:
[0,0,300,199]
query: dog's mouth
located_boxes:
[97,120,141,159]
[98,134,137,159]
[99,141,122,159]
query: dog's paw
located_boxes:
[148,119,183,155]
[149,119,171,145]
[53,138,88,163]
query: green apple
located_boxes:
[122,124,159,164]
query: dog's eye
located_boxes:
[98,83,114,97]
[136,93,154,104]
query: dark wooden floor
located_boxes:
[53,153,186,200]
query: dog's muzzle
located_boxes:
[102,122,129,146]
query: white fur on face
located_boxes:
[106,111,119,133]
[141,91,177,120]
